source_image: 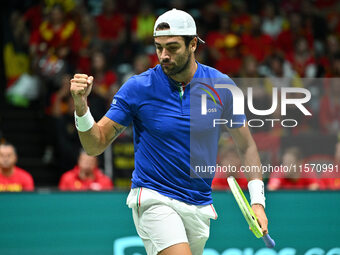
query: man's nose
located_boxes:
[160,48,170,60]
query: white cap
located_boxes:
[153,8,205,44]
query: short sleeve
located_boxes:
[105,77,137,126]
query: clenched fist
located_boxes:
[70,74,94,100]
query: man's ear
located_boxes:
[191,37,198,53]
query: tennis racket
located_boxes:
[227,176,275,248]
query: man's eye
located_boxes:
[168,47,178,51]
[156,46,162,51]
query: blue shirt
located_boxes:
[105,62,246,205]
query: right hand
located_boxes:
[70,74,94,101]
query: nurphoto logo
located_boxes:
[200,83,312,128]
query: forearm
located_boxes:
[73,99,105,155]
[238,141,267,209]
[75,101,126,156]
[73,98,108,155]
[78,122,110,156]
[71,74,126,156]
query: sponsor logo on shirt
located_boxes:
[199,82,223,115]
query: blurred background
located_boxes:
[0,0,340,254]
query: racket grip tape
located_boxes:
[262,234,275,248]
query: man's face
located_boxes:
[78,153,97,175]
[282,153,298,167]
[0,146,17,169]
[154,36,191,76]
[282,152,300,178]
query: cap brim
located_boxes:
[197,36,205,44]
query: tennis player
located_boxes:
[70,9,269,255]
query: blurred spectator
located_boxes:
[88,50,118,121]
[286,37,316,78]
[130,3,155,48]
[326,9,340,36]
[326,36,340,61]
[199,2,219,33]
[261,3,283,39]
[0,143,34,191]
[262,53,295,80]
[320,36,340,77]
[267,147,319,190]
[230,1,252,35]
[206,15,234,62]
[49,73,73,116]
[239,56,267,110]
[23,0,44,33]
[77,14,101,74]
[319,79,340,135]
[4,10,40,107]
[261,53,306,133]
[3,11,30,88]
[300,0,327,42]
[325,52,340,78]
[59,151,113,191]
[122,54,152,83]
[67,0,89,25]
[240,15,273,63]
[41,73,73,165]
[214,34,242,76]
[260,53,313,135]
[212,145,248,190]
[95,0,126,65]
[205,15,242,75]
[257,52,312,135]
[238,56,272,133]
[275,12,314,58]
[239,55,260,78]
[29,4,81,77]
[262,53,302,96]
[320,141,340,190]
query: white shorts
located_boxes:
[126,187,218,255]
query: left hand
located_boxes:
[252,204,268,235]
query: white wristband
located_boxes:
[248,179,266,208]
[74,108,95,132]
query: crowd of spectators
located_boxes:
[2,0,340,190]
[0,143,113,191]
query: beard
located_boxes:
[160,50,191,76]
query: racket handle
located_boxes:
[262,234,275,248]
